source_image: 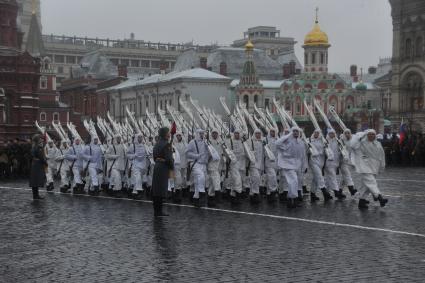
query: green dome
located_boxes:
[356,81,367,91]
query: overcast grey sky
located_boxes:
[40,0,392,73]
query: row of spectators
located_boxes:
[0,139,32,180]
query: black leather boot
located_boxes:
[215,191,222,203]
[302,185,309,194]
[193,197,201,208]
[321,188,333,202]
[297,190,303,202]
[173,190,182,203]
[267,191,277,203]
[46,182,54,192]
[93,185,100,196]
[310,192,320,203]
[287,198,296,209]
[154,197,168,217]
[208,196,216,207]
[377,195,388,207]
[32,187,43,200]
[348,185,357,196]
[279,191,288,202]
[334,189,346,200]
[231,192,241,205]
[358,199,369,209]
[250,193,260,205]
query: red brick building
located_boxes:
[0,0,40,146]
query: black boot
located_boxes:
[267,191,277,203]
[348,185,357,196]
[287,198,296,209]
[321,188,333,202]
[46,182,54,192]
[193,197,201,208]
[297,190,303,202]
[231,192,241,205]
[310,192,320,203]
[199,192,206,207]
[208,196,216,207]
[32,187,43,200]
[93,185,100,196]
[279,191,288,202]
[72,185,79,194]
[60,186,70,193]
[334,189,346,200]
[215,191,222,204]
[250,193,260,205]
[153,197,168,217]
[377,195,388,207]
[79,183,86,194]
[173,190,182,203]
[302,185,309,194]
[358,199,369,209]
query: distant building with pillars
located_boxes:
[389,0,425,133]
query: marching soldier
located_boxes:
[309,129,328,202]
[351,129,388,209]
[105,135,127,197]
[127,133,148,200]
[249,129,264,204]
[173,132,187,196]
[223,130,243,204]
[265,128,278,203]
[83,136,103,196]
[45,139,58,192]
[340,129,357,196]
[276,127,307,208]
[56,139,71,193]
[206,129,223,207]
[186,129,209,207]
[324,130,341,200]
[66,137,85,194]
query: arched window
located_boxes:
[40,76,47,89]
[416,37,423,57]
[320,52,324,64]
[406,38,412,58]
[304,53,308,65]
[40,112,46,121]
[53,112,59,122]
[296,97,301,114]
[243,95,249,108]
[311,53,316,64]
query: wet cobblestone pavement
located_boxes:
[1,167,425,282]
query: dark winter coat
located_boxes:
[29,144,47,188]
[152,139,174,198]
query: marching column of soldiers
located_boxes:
[30,97,393,211]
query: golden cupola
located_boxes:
[304,8,330,47]
[245,38,254,52]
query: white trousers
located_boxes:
[265,167,277,194]
[206,169,221,196]
[283,168,302,199]
[340,164,354,187]
[60,167,70,187]
[110,168,123,191]
[249,167,261,195]
[324,166,338,192]
[88,167,102,188]
[223,165,242,196]
[240,169,250,189]
[72,167,82,186]
[46,166,55,184]
[359,173,381,199]
[192,163,206,199]
[278,169,288,193]
[173,167,183,191]
[310,163,325,193]
[132,167,146,192]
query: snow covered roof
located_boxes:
[351,81,376,90]
[276,51,303,70]
[104,68,230,92]
[230,79,283,89]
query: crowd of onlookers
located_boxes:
[0,133,424,181]
[381,132,425,167]
[0,139,32,180]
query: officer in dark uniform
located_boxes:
[151,127,174,217]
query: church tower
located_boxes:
[235,39,264,113]
[303,8,330,73]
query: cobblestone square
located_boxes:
[1,167,425,282]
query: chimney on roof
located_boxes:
[368,66,377,74]
[289,60,296,75]
[219,62,227,76]
[283,64,290,79]
[350,65,358,82]
[200,57,207,69]
[118,64,128,78]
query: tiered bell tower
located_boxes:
[303,8,330,73]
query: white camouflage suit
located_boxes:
[264,129,278,195]
[186,129,209,199]
[173,133,187,191]
[275,128,307,199]
[309,130,327,194]
[82,137,104,190]
[127,134,148,193]
[324,130,340,193]
[340,129,355,189]
[206,130,223,197]
[55,140,71,188]
[45,141,58,185]
[65,138,84,188]
[224,132,243,196]
[351,129,386,200]
[249,129,264,196]
[105,136,127,191]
